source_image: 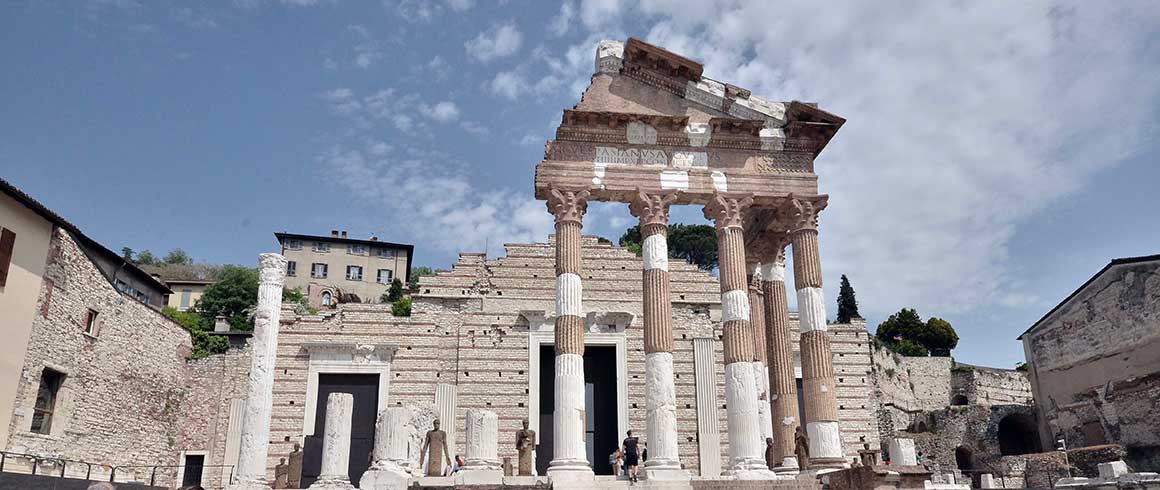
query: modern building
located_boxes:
[275,230,413,307]
[164,278,214,311]
[0,178,191,478]
[1019,254,1160,469]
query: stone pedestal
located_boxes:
[360,407,413,490]
[227,253,287,490]
[980,473,997,489]
[545,188,595,481]
[309,393,356,490]
[456,409,503,485]
[888,439,918,466]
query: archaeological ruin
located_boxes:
[2,38,1157,490]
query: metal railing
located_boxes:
[0,450,235,489]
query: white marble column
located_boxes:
[435,384,458,459]
[228,253,286,490]
[704,194,775,479]
[310,393,355,489]
[630,191,689,480]
[360,407,413,490]
[458,409,503,484]
[693,337,722,477]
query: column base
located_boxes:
[808,456,850,470]
[358,466,412,490]
[225,479,272,490]
[773,456,801,475]
[547,460,595,482]
[723,460,779,480]
[454,468,504,485]
[307,476,356,490]
[642,462,692,481]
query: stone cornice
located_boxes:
[622,37,703,97]
[302,342,399,363]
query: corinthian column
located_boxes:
[784,196,845,469]
[748,270,774,446]
[703,194,775,479]
[629,190,689,480]
[760,243,802,473]
[546,188,594,480]
[229,253,287,490]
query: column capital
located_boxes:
[780,194,829,235]
[703,192,754,231]
[748,273,764,293]
[629,189,679,230]
[747,229,791,265]
[547,187,590,226]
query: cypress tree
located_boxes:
[836,274,860,323]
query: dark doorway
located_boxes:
[181,454,205,487]
[303,374,379,487]
[997,413,1041,455]
[955,447,973,470]
[951,394,969,406]
[536,345,619,476]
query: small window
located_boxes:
[377,269,393,284]
[311,263,328,279]
[313,242,331,252]
[286,261,297,277]
[284,239,303,250]
[179,289,192,309]
[30,369,64,434]
[83,309,99,336]
[348,244,368,255]
[321,291,332,306]
[0,228,14,287]
[378,248,396,259]
[135,290,148,304]
[346,265,363,281]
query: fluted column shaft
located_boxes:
[786,195,844,467]
[546,188,593,478]
[704,194,771,478]
[316,393,354,485]
[748,271,774,444]
[761,251,801,471]
[232,253,287,489]
[630,191,684,476]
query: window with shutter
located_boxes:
[0,228,15,287]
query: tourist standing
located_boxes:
[623,430,640,483]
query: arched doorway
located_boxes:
[998,413,1041,455]
[321,291,332,306]
[955,446,973,470]
[951,394,968,406]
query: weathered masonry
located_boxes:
[534,37,847,478]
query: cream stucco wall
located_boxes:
[280,240,409,305]
[165,282,210,311]
[0,192,54,449]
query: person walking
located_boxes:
[623,430,641,483]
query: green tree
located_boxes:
[196,265,259,330]
[391,297,412,317]
[921,317,959,356]
[876,308,925,345]
[618,223,718,270]
[836,274,860,323]
[409,266,436,289]
[136,250,160,266]
[892,339,930,357]
[384,278,404,303]
[121,247,135,262]
[162,306,228,359]
[163,248,193,266]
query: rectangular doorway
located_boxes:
[181,454,204,487]
[303,373,379,487]
[536,345,619,476]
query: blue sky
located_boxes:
[2,1,1158,368]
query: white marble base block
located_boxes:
[723,362,776,479]
[360,407,414,490]
[547,353,594,479]
[644,352,689,480]
[310,393,355,489]
[888,438,918,466]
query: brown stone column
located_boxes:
[747,270,774,445]
[704,194,773,478]
[546,187,594,478]
[784,196,845,468]
[629,190,687,479]
[760,243,801,472]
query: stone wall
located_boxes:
[4,229,192,483]
[951,365,1033,407]
[1022,258,1160,469]
[177,344,251,487]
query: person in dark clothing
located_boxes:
[622,430,641,483]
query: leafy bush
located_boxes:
[875,308,959,357]
[162,306,227,359]
[391,297,412,317]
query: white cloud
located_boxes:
[320,88,361,115]
[422,101,461,123]
[347,24,385,69]
[460,120,490,136]
[549,1,576,36]
[588,2,1160,317]
[488,70,525,99]
[445,0,473,11]
[465,23,523,63]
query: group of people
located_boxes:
[610,430,648,483]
